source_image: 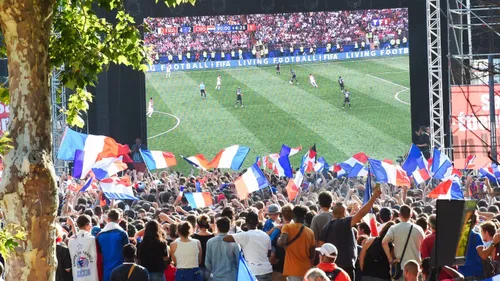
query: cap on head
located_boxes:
[267,204,281,215]
[316,243,338,258]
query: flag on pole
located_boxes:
[362,168,379,237]
[401,144,430,184]
[234,163,269,199]
[286,166,305,201]
[268,145,293,178]
[464,155,476,169]
[237,251,257,281]
[431,148,453,180]
[314,156,329,173]
[289,146,303,157]
[184,192,213,209]
[208,145,250,170]
[140,150,177,170]
[302,144,317,173]
[181,154,211,170]
[427,176,464,199]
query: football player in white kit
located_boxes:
[215,74,221,90]
[309,74,318,88]
[166,63,172,78]
[147,97,154,117]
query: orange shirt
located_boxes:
[282,223,315,277]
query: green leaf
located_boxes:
[0,87,9,105]
[117,55,129,65]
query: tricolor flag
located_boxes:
[362,168,379,237]
[314,156,329,173]
[286,166,305,201]
[289,146,303,157]
[338,152,369,178]
[491,163,500,178]
[431,148,453,180]
[237,251,258,281]
[302,144,317,173]
[79,177,96,192]
[234,163,269,199]
[465,155,476,169]
[141,149,177,170]
[427,176,464,199]
[479,168,498,184]
[269,145,293,178]
[100,177,138,201]
[401,144,430,184]
[184,192,213,209]
[369,158,410,187]
[181,154,211,170]
[58,128,130,178]
[208,145,250,170]
[88,157,128,180]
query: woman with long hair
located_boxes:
[359,221,396,281]
[170,222,203,281]
[139,220,169,281]
[192,215,214,281]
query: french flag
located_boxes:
[431,148,453,180]
[427,176,464,199]
[181,154,211,170]
[479,168,498,184]
[465,155,476,169]
[141,149,177,170]
[100,177,138,201]
[58,128,129,178]
[234,163,269,199]
[184,192,213,209]
[269,145,293,178]
[208,145,250,170]
[402,144,430,184]
[369,158,407,186]
[491,163,500,178]
[314,156,329,173]
[362,168,379,237]
[302,144,317,173]
[289,146,303,157]
[338,152,369,178]
[88,157,128,180]
[286,166,305,201]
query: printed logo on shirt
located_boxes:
[72,243,94,278]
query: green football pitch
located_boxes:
[146,55,411,172]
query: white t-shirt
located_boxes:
[232,229,273,275]
[386,221,425,267]
[309,76,315,82]
[217,77,221,85]
[68,231,99,281]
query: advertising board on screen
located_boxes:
[451,85,500,169]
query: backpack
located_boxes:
[325,269,342,281]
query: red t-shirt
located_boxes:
[421,232,436,259]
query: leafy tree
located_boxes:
[0,0,194,279]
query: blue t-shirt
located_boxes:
[458,231,484,278]
[263,219,275,233]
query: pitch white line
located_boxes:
[377,70,409,74]
[366,73,410,105]
[147,111,181,140]
[395,89,410,105]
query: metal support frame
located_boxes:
[427,0,446,151]
[51,67,67,175]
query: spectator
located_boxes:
[305,268,332,281]
[382,206,425,281]
[263,204,281,234]
[315,243,351,281]
[110,244,150,281]
[458,213,484,279]
[320,186,381,281]
[403,261,420,281]
[130,137,147,172]
[377,208,392,233]
[192,215,215,281]
[205,217,240,281]
[421,258,464,281]
[138,220,168,281]
[357,223,371,237]
[476,221,500,279]
[420,214,436,259]
[170,222,203,281]
[68,215,99,281]
[270,204,294,281]
[359,221,395,281]
[97,209,129,281]
[277,205,315,281]
[224,211,273,281]
[56,224,72,281]
[311,191,333,247]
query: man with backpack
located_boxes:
[315,243,351,281]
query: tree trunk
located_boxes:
[0,0,58,280]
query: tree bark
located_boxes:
[0,0,58,280]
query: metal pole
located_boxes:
[489,54,497,162]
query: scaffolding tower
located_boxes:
[51,67,67,175]
[447,0,500,161]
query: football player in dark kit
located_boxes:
[338,76,345,91]
[276,63,281,75]
[235,87,244,108]
[343,89,351,109]
[289,69,298,85]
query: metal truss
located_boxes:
[51,67,67,175]
[427,0,445,151]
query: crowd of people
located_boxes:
[144,9,408,58]
[49,156,500,281]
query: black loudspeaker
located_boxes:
[432,200,477,267]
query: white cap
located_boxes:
[315,243,338,258]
